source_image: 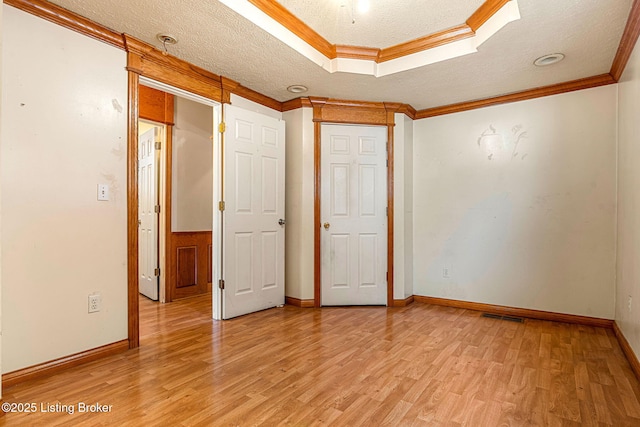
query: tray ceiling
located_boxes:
[45,0,633,110]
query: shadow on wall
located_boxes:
[425,192,513,298]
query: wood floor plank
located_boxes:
[3,295,640,426]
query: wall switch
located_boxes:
[88,293,102,313]
[97,184,109,201]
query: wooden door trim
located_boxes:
[164,125,174,302]
[128,60,221,349]
[127,71,140,349]
[312,99,398,308]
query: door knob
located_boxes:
[278,218,286,226]
[323,222,330,230]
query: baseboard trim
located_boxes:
[2,339,129,390]
[613,321,640,381]
[392,296,415,307]
[285,296,315,308]
[413,295,613,329]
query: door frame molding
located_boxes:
[310,98,401,307]
[126,41,236,349]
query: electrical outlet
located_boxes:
[88,294,102,313]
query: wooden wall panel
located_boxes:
[176,247,197,288]
[169,232,212,300]
[207,244,213,284]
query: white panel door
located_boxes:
[138,127,159,300]
[222,104,285,319]
[321,124,387,306]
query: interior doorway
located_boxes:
[137,78,217,311]
[138,121,164,301]
[320,123,388,306]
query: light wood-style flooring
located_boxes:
[2,295,640,426]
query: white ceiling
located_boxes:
[46,0,633,111]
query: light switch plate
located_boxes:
[97,184,109,201]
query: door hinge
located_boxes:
[219,201,225,211]
[154,205,161,214]
[218,279,225,290]
[219,122,226,133]
[155,140,161,150]
[154,268,160,277]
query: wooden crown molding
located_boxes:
[248,0,512,65]
[233,84,284,112]
[11,0,640,134]
[415,74,617,119]
[610,0,640,81]
[4,0,126,49]
[124,35,224,102]
[467,0,510,31]
[378,24,474,63]
[247,0,336,58]
[282,97,313,111]
[414,295,614,329]
[335,45,380,62]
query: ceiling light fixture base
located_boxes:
[534,53,565,67]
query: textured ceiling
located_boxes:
[276,0,485,47]
[47,0,633,111]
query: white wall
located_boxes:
[1,6,128,372]
[393,113,415,300]
[172,97,213,231]
[403,115,414,298]
[282,108,315,300]
[0,1,4,396]
[616,39,640,356]
[413,86,617,318]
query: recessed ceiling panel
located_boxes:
[277,0,486,47]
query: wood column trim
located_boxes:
[221,76,239,104]
[313,119,322,308]
[127,71,140,350]
[2,340,129,390]
[164,126,174,302]
[383,103,398,308]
